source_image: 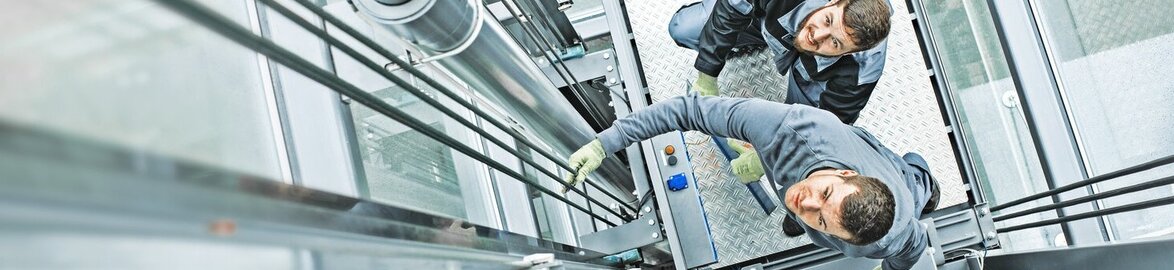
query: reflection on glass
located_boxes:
[1034,0,1174,240]
[349,92,469,219]
[922,0,1059,251]
[0,0,284,180]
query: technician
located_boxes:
[565,94,939,270]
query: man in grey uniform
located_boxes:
[565,94,938,270]
[670,0,892,125]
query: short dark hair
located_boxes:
[839,0,891,52]
[839,174,895,245]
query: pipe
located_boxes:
[351,0,636,201]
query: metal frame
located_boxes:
[984,0,1107,245]
[984,236,1174,269]
[904,0,986,205]
[258,0,364,196]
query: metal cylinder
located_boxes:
[352,0,635,202]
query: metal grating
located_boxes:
[626,0,966,267]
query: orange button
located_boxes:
[664,145,675,155]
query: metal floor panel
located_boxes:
[627,0,966,267]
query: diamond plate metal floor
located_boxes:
[626,0,966,267]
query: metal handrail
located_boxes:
[152,0,621,226]
[252,0,631,222]
[285,0,638,213]
[991,154,1174,212]
[994,175,1174,222]
[997,195,1174,233]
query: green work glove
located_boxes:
[564,139,606,193]
[693,72,719,96]
[728,138,765,184]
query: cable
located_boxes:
[152,0,620,227]
[254,0,633,221]
[992,154,1174,212]
[994,175,1174,222]
[997,195,1174,233]
[288,0,637,213]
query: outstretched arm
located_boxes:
[597,93,794,154]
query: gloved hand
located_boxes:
[564,139,606,193]
[728,138,764,184]
[693,72,719,96]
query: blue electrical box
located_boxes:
[667,173,688,191]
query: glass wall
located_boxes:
[1033,0,1174,241]
[920,0,1061,251]
[0,1,286,180]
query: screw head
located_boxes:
[981,207,990,216]
[643,207,651,213]
[648,219,655,226]
[606,65,614,72]
[608,78,617,84]
[603,53,611,59]
[578,251,585,255]
[985,232,997,240]
[652,233,659,239]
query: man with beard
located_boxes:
[669,0,892,126]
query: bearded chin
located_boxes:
[791,6,842,58]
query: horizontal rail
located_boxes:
[992,154,1174,212]
[997,195,1174,233]
[994,175,1174,222]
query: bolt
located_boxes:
[603,53,611,59]
[985,232,997,240]
[643,207,651,213]
[648,219,655,226]
[578,251,585,255]
[980,207,990,216]
[921,222,929,230]
[606,65,614,72]
[608,78,617,84]
[652,233,659,239]
[925,247,935,256]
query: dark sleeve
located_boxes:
[820,79,877,125]
[693,0,756,77]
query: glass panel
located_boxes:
[1034,0,1174,240]
[520,145,577,244]
[0,0,284,180]
[921,0,1060,251]
[349,91,474,219]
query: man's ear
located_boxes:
[836,170,859,177]
[826,0,842,7]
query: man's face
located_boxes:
[793,2,859,57]
[783,170,860,241]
